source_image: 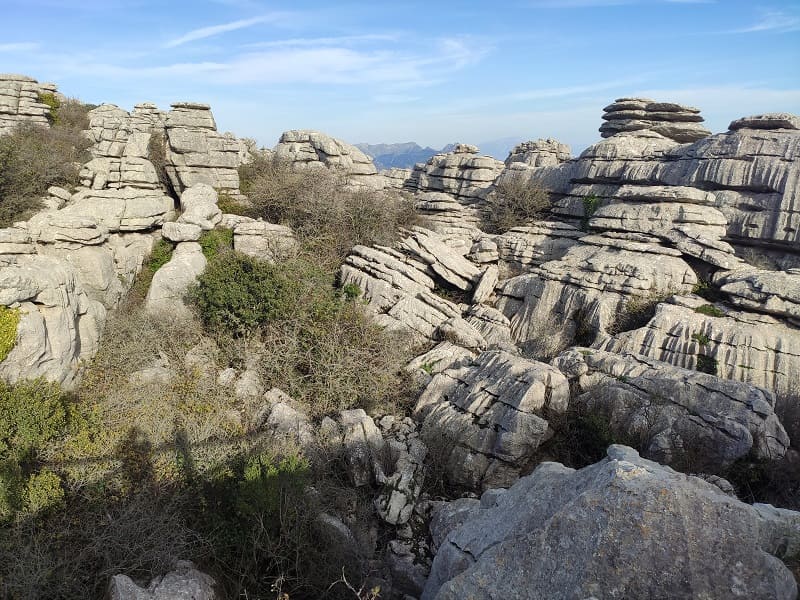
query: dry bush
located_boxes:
[0,101,93,226]
[484,173,551,234]
[239,156,416,265]
[519,314,570,362]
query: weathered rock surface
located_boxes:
[496,234,697,349]
[504,139,571,167]
[515,104,800,250]
[716,268,800,324]
[494,222,585,272]
[600,97,711,142]
[274,130,384,188]
[410,144,504,201]
[0,253,105,389]
[144,242,206,318]
[108,560,216,600]
[0,74,56,135]
[599,295,800,398]
[233,220,297,262]
[423,445,799,600]
[165,103,245,196]
[340,409,386,487]
[552,348,790,467]
[414,350,569,489]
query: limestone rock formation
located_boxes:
[410,144,504,201]
[164,103,245,197]
[0,253,105,389]
[716,268,800,324]
[600,97,711,142]
[552,348,790,467]
[598,294,800,400]
[496,233,697,349]
[414,350,569,489]
[274,130,384,188]
[0,74,57,135]
[144,242,207,319]
[504,139,571,167]
[423,445,799,600]
[233,220,297,262]
[108,561,216,600]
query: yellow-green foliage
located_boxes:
[37,92,61,124]
[0,306,20,362]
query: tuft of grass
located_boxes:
[691,332,711,346]
[580,194,601,232]
[198,228,234,262]
[694,304,725,318]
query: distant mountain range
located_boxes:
[356,139,519,170]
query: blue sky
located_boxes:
[1,0,799,156]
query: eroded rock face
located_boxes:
[144,242,207,319]
[515,106,800,250]
[165,103,245,197]
[108,560,216,600]
[424,445,799,600]
[0,254,105,389]
[552,348,790,467]
[233,220,297,262]
[0,74,56,135]
[600,97,711,142]
[504,139,571,167]
[414,350,569,489]
[598,295,800,399]
[274,130,384,188]
[410,145,504,201]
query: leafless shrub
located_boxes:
[484,173,551,234]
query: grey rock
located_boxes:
[108,560,216,600]
[505,139,571,167]
[414,350,569,489]
[144,242,206,318]
[233,221,297,262]
[340,409,386,487]
[162,222,201,242]
[423,446,798,600]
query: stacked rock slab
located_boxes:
[598,294,800,400]
[423,445,799,600]
[414,350,570,490]
[600,97,711,143]
[0,74,57,135]
[496,232,697,349]
[274,130,385,188]
[165,102,245,197]
[411,144,504,202]
[552,347,790,468]
[511,102,800,250]
[504,138,571,167]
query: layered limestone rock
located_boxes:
[423,445,799,600]
[514,105,800,250]
[715,268,800,324]
[274,130,384,188]
[0,74,57,135]
[414,192,484,241]
[494,222,585,273]
[410,144,504,201]
[504,139,571,167]
[496,233,697,349]
[600,97,711,143]
[414,350,570,489]
[598,295,800,399]
[233,220,297,262]
[552,348,790,467]
[0,254,105,389]
[165,103,245,197]
[144,242,207,319]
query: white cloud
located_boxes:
[0,42,39,52]
[245,34,400,49]
[165,14,290,48]
[724,10,800,34]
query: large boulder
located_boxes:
[414,350,570,489]
[424,445,799,600]
[144,242,206,318]
[108,560,216,600]
[552,347,790,468]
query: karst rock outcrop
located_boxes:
[0,73,59,135]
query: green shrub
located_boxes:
[198,228,234,261]
[37,93,60,124]
[0,99,93,227]
[0,306,20,363]
[696,353,718,375]
[694,304,725,318]
[239,156,416,264]
[0,379,76,520]
[581,195,601,231]
[691,332,711,346]
[484,173,550,233]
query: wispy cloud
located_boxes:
[527,0,712,6]
[165,14,290,48]
[245,34,400,49]
[0,42,39,52]
[723,9,800,34]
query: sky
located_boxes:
[1,0,799,157]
